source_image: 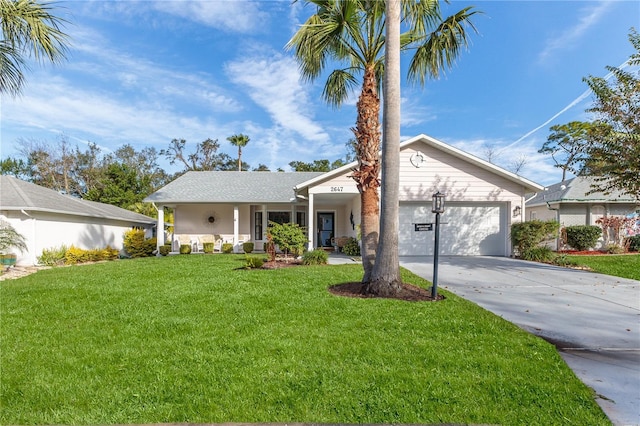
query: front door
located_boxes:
[317,212,335,248]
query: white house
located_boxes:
[146,134,544,257]
[1,175,156,266]
[526,176,640,249]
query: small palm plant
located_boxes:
[0,219,27,266]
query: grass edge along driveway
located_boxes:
[0,255,610,425]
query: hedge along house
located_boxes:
[146,134,544,257]
[0,175,156,266]
[526,176,640,249]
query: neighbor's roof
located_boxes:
[144,171,324,204]
[294,133,545,192]
[0,175,156,224]
[526,176,638,207]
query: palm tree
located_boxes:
[0,0,70,97]
[288,0,478,286]
[226,134,250,171]
[368,0,401,296]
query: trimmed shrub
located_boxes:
[222,243,233,254]
[159,245,171,256]
[267,222,307,257]
[626,235,640,252]
[179,244,191,254]
[244,256,264,269]
[564,225,601,251]
[41,244,118,266]
[37,245,68,266]
[302,249,329,265]
[342,237,361,256]
[243,242,254,253]
[123,229,156,258]
[510,220,559,257]
[203,242,214,253]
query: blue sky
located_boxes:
[1,0,638,186]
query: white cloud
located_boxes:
[152,0,270,33]
[538,1,612,62]
[225,49,332,146]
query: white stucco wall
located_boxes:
[1,211,153,266]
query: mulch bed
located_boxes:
[558,250,639,256]
[259,257,440,302]
[261,258,302,269]
[329,281,443,302]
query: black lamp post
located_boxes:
[431,191,445,299]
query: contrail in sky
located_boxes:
[497,60,630,154]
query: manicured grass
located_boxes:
[1,255,609,425]
[567,253,640,280]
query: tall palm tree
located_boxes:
[288,0,478,286]
[0,0,69,97]
[369,0,401,296]
[226,134,250,171]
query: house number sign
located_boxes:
[330,186,344,192]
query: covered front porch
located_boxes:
[154,195,360,254]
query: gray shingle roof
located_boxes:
[527,176,637,206]
[144,171,324,204]
[1,175,155,224]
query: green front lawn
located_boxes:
[0,255,609,425]
[567,253,640,280]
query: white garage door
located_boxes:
[399,203,507,256]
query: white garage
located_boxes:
[398,202,508,256]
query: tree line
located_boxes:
[0,135,356,212]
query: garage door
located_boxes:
[399,203,507,256]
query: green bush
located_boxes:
[179,244,191,254]
[267,222,307,257]
[37,245,68,266]
[222,243,233,254]
[510,220,559,257]
[203,242,214,253]
[159,245,171,256]
[64,245,119,264]
[342,237,361,256]
[564,225,601,251]
[123,229,156,258]
[244,256,264,269]
[626,235,640,252]
[243,242,254,253]
[521,246,555,263]
[302,249,329,265]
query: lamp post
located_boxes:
[431,191,445,299]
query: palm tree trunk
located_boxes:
[352,66,381,282]
[368,0,402,296]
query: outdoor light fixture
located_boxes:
[431,191,446,300]
[513,205,522,217]
[432,191,445,213]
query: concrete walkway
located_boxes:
[398,256,640,426]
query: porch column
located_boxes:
[157,206,165,245]
[307,193,315,251]
[156,205,165,255]
[233,205,240,253]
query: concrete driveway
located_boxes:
[400,256,640,426]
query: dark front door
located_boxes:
[317,212,335,247]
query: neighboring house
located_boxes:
[526,176,640,249]
[0,175,156,266]
[145,134,543,257]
